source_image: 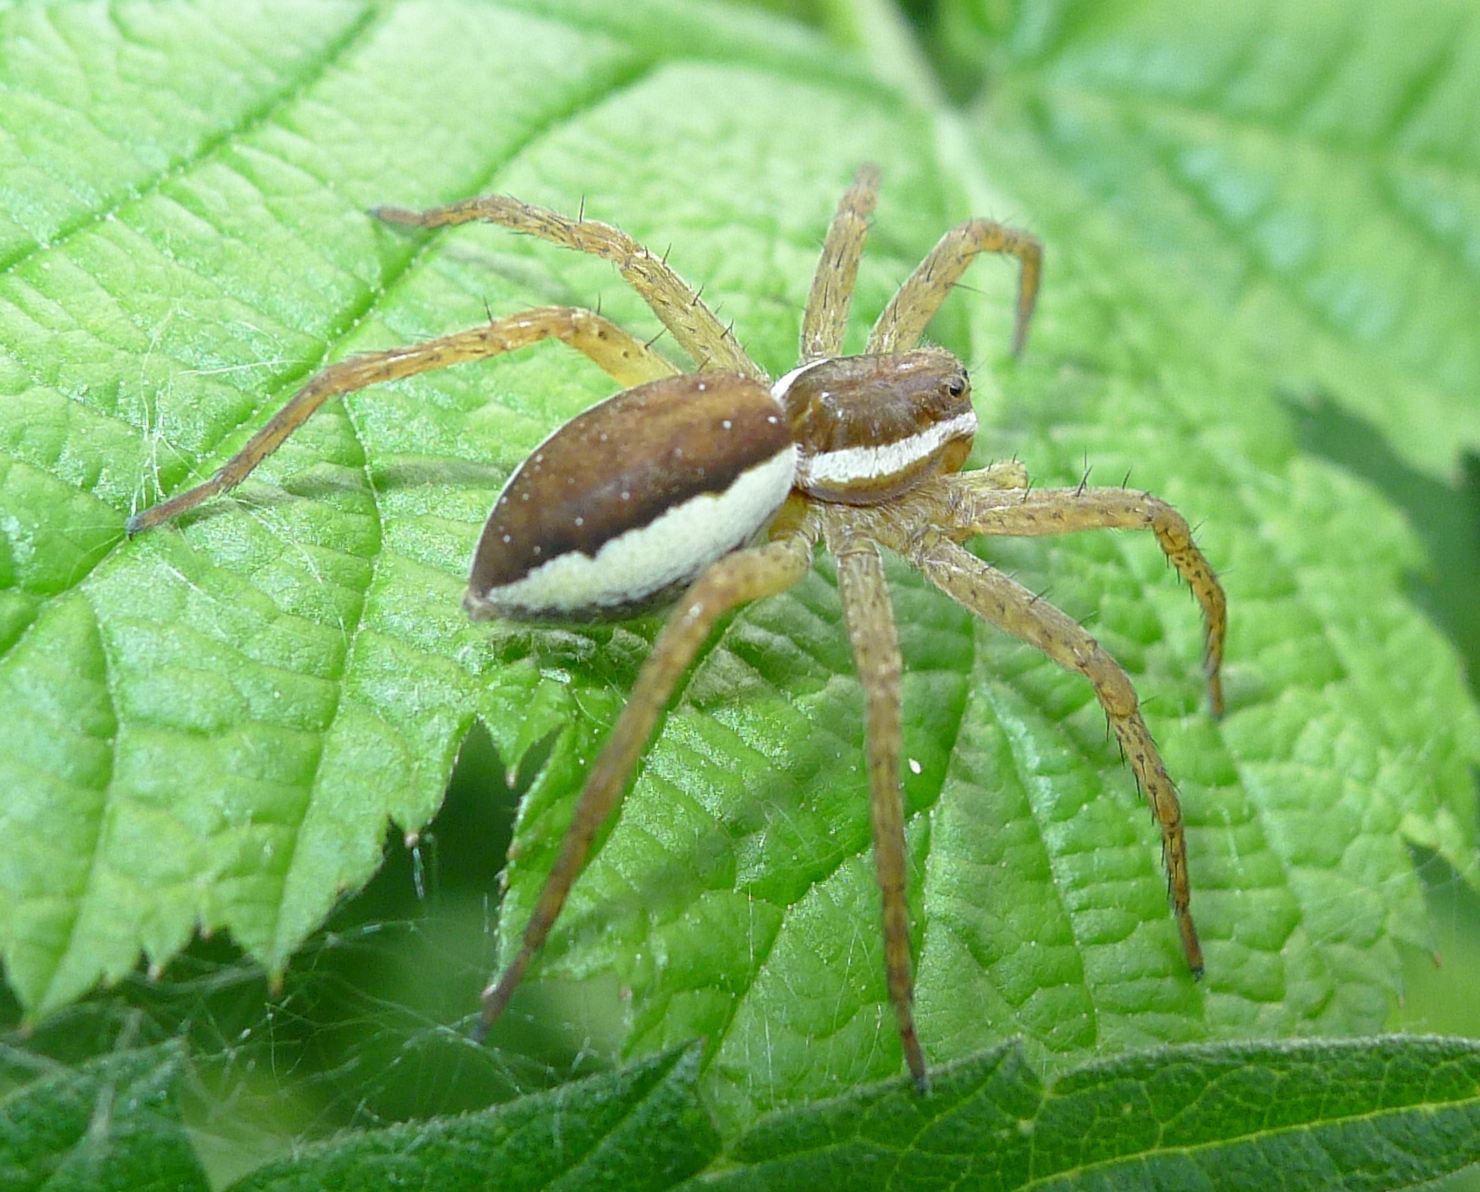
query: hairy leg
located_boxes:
[127,306,676,534]
[375,195,763,381]
[947,483,1225,716]
[946,460,1031,493]
[869,218,1042,357]
[477,522,820,1036]
[902,530,1204,978]
[800,165,880,363]
[824,509,927,1090]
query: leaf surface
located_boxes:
[0,1041,208,1192]
[703,1035,1480,1190]
[0,0,1476,1139]
[229,1044,718,1191]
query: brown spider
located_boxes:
[127,165,1226,1089]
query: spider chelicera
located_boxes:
[128,165,1226,1089]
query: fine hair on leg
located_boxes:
[800,164,881,363]
[824,508,927,1090]
[869,218,1043,357]
[128,306,677,534]
[900,529,1204,977]
[477,524,820,1036]
[945,482,1226,715]
[375,195,763,381]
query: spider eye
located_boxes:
[946,372,968,398]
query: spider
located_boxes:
[127,165,1226,1090]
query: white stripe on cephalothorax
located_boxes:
[800,410,977,486]
[467,444,798,618]
[769,360,827,403]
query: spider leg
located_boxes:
[477,523,820,1036]
[126,306,676,534]
[800,164,880,362]
[823,510,928,1091]
[944,483,1226,716]
[902,531,1204,978]
[868,217,1042,357]
[374,195,764,382]
[948,460,1031,493]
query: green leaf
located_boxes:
[704,1036,1480,1190]
[1,0,1477,1150]
[0,1041,208,1192]
[8,1034,1477,1190]
[228,1044,717,1191]
[945,0,1480,481]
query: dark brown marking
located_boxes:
[471,372,791,597]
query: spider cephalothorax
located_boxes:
[128,166,1226,1090]
[776,348,976,502]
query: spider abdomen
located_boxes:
[772,348,975,503]
[465,372,797,622]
